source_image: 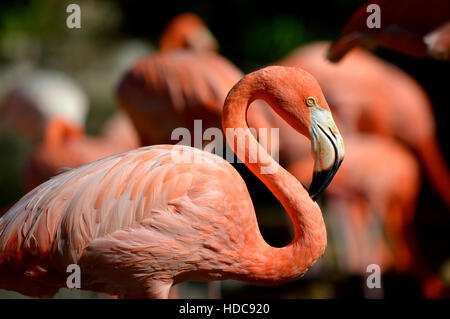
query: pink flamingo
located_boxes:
[278,42,450,207]
[274,42,447,297]
[327,0,450,62]
[288,134,443,297]
[0,66,344,298]
[118,13,273,298]
[22,115,139,191]
[117,13,274,151]
[159,13,218,52]
[19,14,220,194]
[117,50,243,146]
[116,50,274,156]
[0,70,88,141]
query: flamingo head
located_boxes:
[327,0,435,62]
[255,66,345,200]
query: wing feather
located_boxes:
[0,145,236,268]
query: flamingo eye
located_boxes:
[306,96,317,107]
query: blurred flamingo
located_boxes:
[277,42,450,207]
[117,14,274,151]
[0,70,93,216]
[288,134,443,297]
[0,66,345,298]
[0,70,88,141]
[0,68,139,189]
[116,13,221,146]
[117,50,242,146]
[159,13,218,52]
[327,0,450,62]
[22,115,139,191]
[117,13,275,299]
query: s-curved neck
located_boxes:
[222,69,327,284]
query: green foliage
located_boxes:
[0,0,54,37]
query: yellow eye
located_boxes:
[306,96,317,107]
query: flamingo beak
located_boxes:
[308,106,345,200]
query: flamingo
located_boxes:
[117,15,260,299]
[0,70,88,141]
[117,50,243,146]
[117,12,273,149]
[277,42,450,207]
[0,66,345,298]
[287,134,443,297]
[0,70,91,217]
[22,114,140,191]
[17,14,214,188]
[270,42,447,296]
[0,71,139,208]
[159,13,218,52]
[116,13,228,147]
[327,0,450,62]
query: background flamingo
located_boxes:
[0,71,139,194]
[0,70,88,141]
[327,0,450,62]
[117,50,243,146]
[288,134,443,297]
[0,66,345,298]
[0,0,448,299]
[0,70,92,215]
[22,115,139,191]
[159,13,218,52]
[270,41,448,297]
[4,16,217,196]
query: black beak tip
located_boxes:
[308,158,343,201]
[308,170,329,201]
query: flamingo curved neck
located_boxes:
[222,72,327,283]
